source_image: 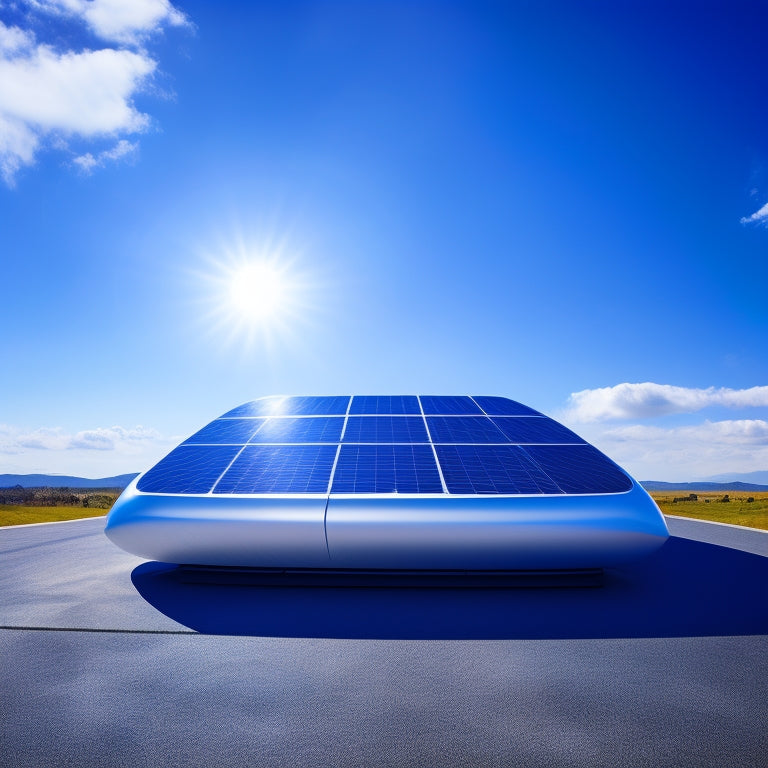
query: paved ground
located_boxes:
[2,516,767,767]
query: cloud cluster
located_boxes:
[564,382,768,423]
[603,419,768,445]
[0,423,161,453]
[740,201,768,226]
[33,0,188,46]
[0,421,181,476]
[0,1,188,184]
[590,419,768,481]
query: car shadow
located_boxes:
[131,536,768,639]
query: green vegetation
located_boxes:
[651,491,768,531]
[0,505,108,527]
[0,487,121,527]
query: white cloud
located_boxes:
[586,419,768,481]
[30,0,189,46]
[73,137,137,172]
[0,40,154,133]
[0,423,162,453]
[604,419,768,445]
[0,1,187,184]
[740,201,768,225]
[0,422,175,477]
[0,21,35,54]
[563,382,768,423]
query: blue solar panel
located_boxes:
[522,445,632,494]
[135,396,633,497]
[276,396,350,415]
[184,418,265,445]
[222,396,350,418]
[332,445,442,493]
[343,416,429,443]
[137,445,241,494]
[419,396,483,415]
[490,417,585,444]
[220,398,286,418]
[349,396,421,414]
[473,396,542,416]
[248,417,344,443]
[436,445,562,494]
[426,416,507,443]
[214,445,337,493]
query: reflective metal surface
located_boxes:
[106,478,668,569]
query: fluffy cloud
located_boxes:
[0,422,178,476]
[740,201,768,225]
[603,419,768,445]
[0,1,187,184]
[0,424,161,453]
[589,419,768,481]
[36,0,190,45]
[564,382,768,423]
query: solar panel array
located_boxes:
[137,396,632,496]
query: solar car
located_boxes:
[105,395,669,569]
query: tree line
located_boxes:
[0,486,121,508]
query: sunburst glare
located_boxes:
[193,237,318,352]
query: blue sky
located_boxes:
[1,0,767,481]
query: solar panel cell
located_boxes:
[419,396,483,415]
[332,445,443,493]
[214,445,337,493]
[343,416,429,443]
[437,445,562,494]
[349,396,421,414]
[426,416,507,444]
[490,417,585,444]
[248,417,344,443]
[222,396,350,418]
[184,418,265,444]
[522,445,632,494]
[137,445,241,494]
[276,396,351,415]
[472,396,542,416]
[220,398,286,418]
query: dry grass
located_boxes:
[650,491,768,531]
[0,505,108,527]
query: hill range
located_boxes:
[640,480,768,492]
[1,473,767,493]
[0,473,139,489]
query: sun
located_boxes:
[194,239,316,350]
[228,262,288,322]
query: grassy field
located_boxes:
[650,491,768,531]
[0,505,108,527]
[2,492,767,531]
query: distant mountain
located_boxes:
[701,470,768,485]
[641,480,768,492]
[0,473,138,489]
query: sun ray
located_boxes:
[190,236,319,355]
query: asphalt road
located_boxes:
[2,515,767,768]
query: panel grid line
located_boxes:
[418,395,448,494]
[468,395,487,415]
[514,446,565,494]
[326,397,352,492]
[208,418,270,494]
